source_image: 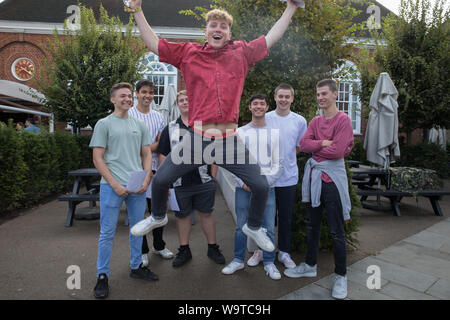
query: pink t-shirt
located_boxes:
[300,112,354,182]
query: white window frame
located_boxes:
[333,60,362,135]
[139,53,178,106]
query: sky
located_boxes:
[377,0,443,14]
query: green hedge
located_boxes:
[291,153,361,252]
[347,139,366,163]
[0,121,93,215]
[393,142,448,178]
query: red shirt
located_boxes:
[300,112,354,182]
[158,36,269,127]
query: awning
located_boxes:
[0,79,46,104]
[0,80,53,132]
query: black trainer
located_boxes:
[130,264,159,281]
[93,273,109,299]
[207,244,226,264]
[172,246,192,268]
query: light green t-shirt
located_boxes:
[89,114,152,185]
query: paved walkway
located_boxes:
[280,219,450,300]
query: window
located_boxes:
[140,53,178,105]
[333,60,361,135]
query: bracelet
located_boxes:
[124,6,142,13]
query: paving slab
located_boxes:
[439,242,450,255]
[425,220,450,238]
[349,256,438,292]
[426,278,450,300]
[379,282,438,300]
[346,279,394,300]
[403,230,450,251]
[279,283,333,300]
[376,243,450,280]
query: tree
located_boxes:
[34,5,146,130]
[372,0,450,144]
[181,0,364,123]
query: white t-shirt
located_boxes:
[266,110,307,187]
[233,122,284,188]
[129,106,166,171]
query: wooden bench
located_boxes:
[355,189,449,217]
[58,192,99,227]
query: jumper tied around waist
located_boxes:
[301,158,351,221]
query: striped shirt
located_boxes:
[129,106,166,170]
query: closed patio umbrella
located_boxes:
[156,84,178,125]
[364,72,401,169]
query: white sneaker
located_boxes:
[221,261,245,275]
[242,224,275,253]
[247,249,263,267]
[264,263,281,280]
[141,254,149,267]
[332,274,347,299]
[284,262,317,278]
[278,251,296,269]
[131,215,168,236]
[153,247,174,259]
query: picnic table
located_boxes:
[58,168,100,227]
[351,166,449,216]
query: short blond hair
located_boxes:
[205,9,233,28]
[177,90,187,103]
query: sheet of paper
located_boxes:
[279,0,305,8]
[146,180,152,198]
[168,189,180,211]
[126,170,148,193]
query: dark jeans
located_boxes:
[151,128,269,229]
[275,185,297,253]
[305,181,347,276]
[142,198,165,253]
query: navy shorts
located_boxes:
[174,180,216,218]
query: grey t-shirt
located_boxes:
[89,114,152,185]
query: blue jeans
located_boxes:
[96,184,146,277]
[233,187,276,264]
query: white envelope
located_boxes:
[126,170,149,193]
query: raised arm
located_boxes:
[265,0,300,49]
[129,0,159,54]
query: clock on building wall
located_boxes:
[11,57,35,81]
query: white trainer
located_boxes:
[264,263,281,280]
[278,251,296,269]
[141,254,149,267]
[242,224,275,253]
[221,261,245,275]
[131,215,168,236]
[284,262,317,278]
[247,249,263,267]
[332,274,347,299]
[154,247,174,259]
